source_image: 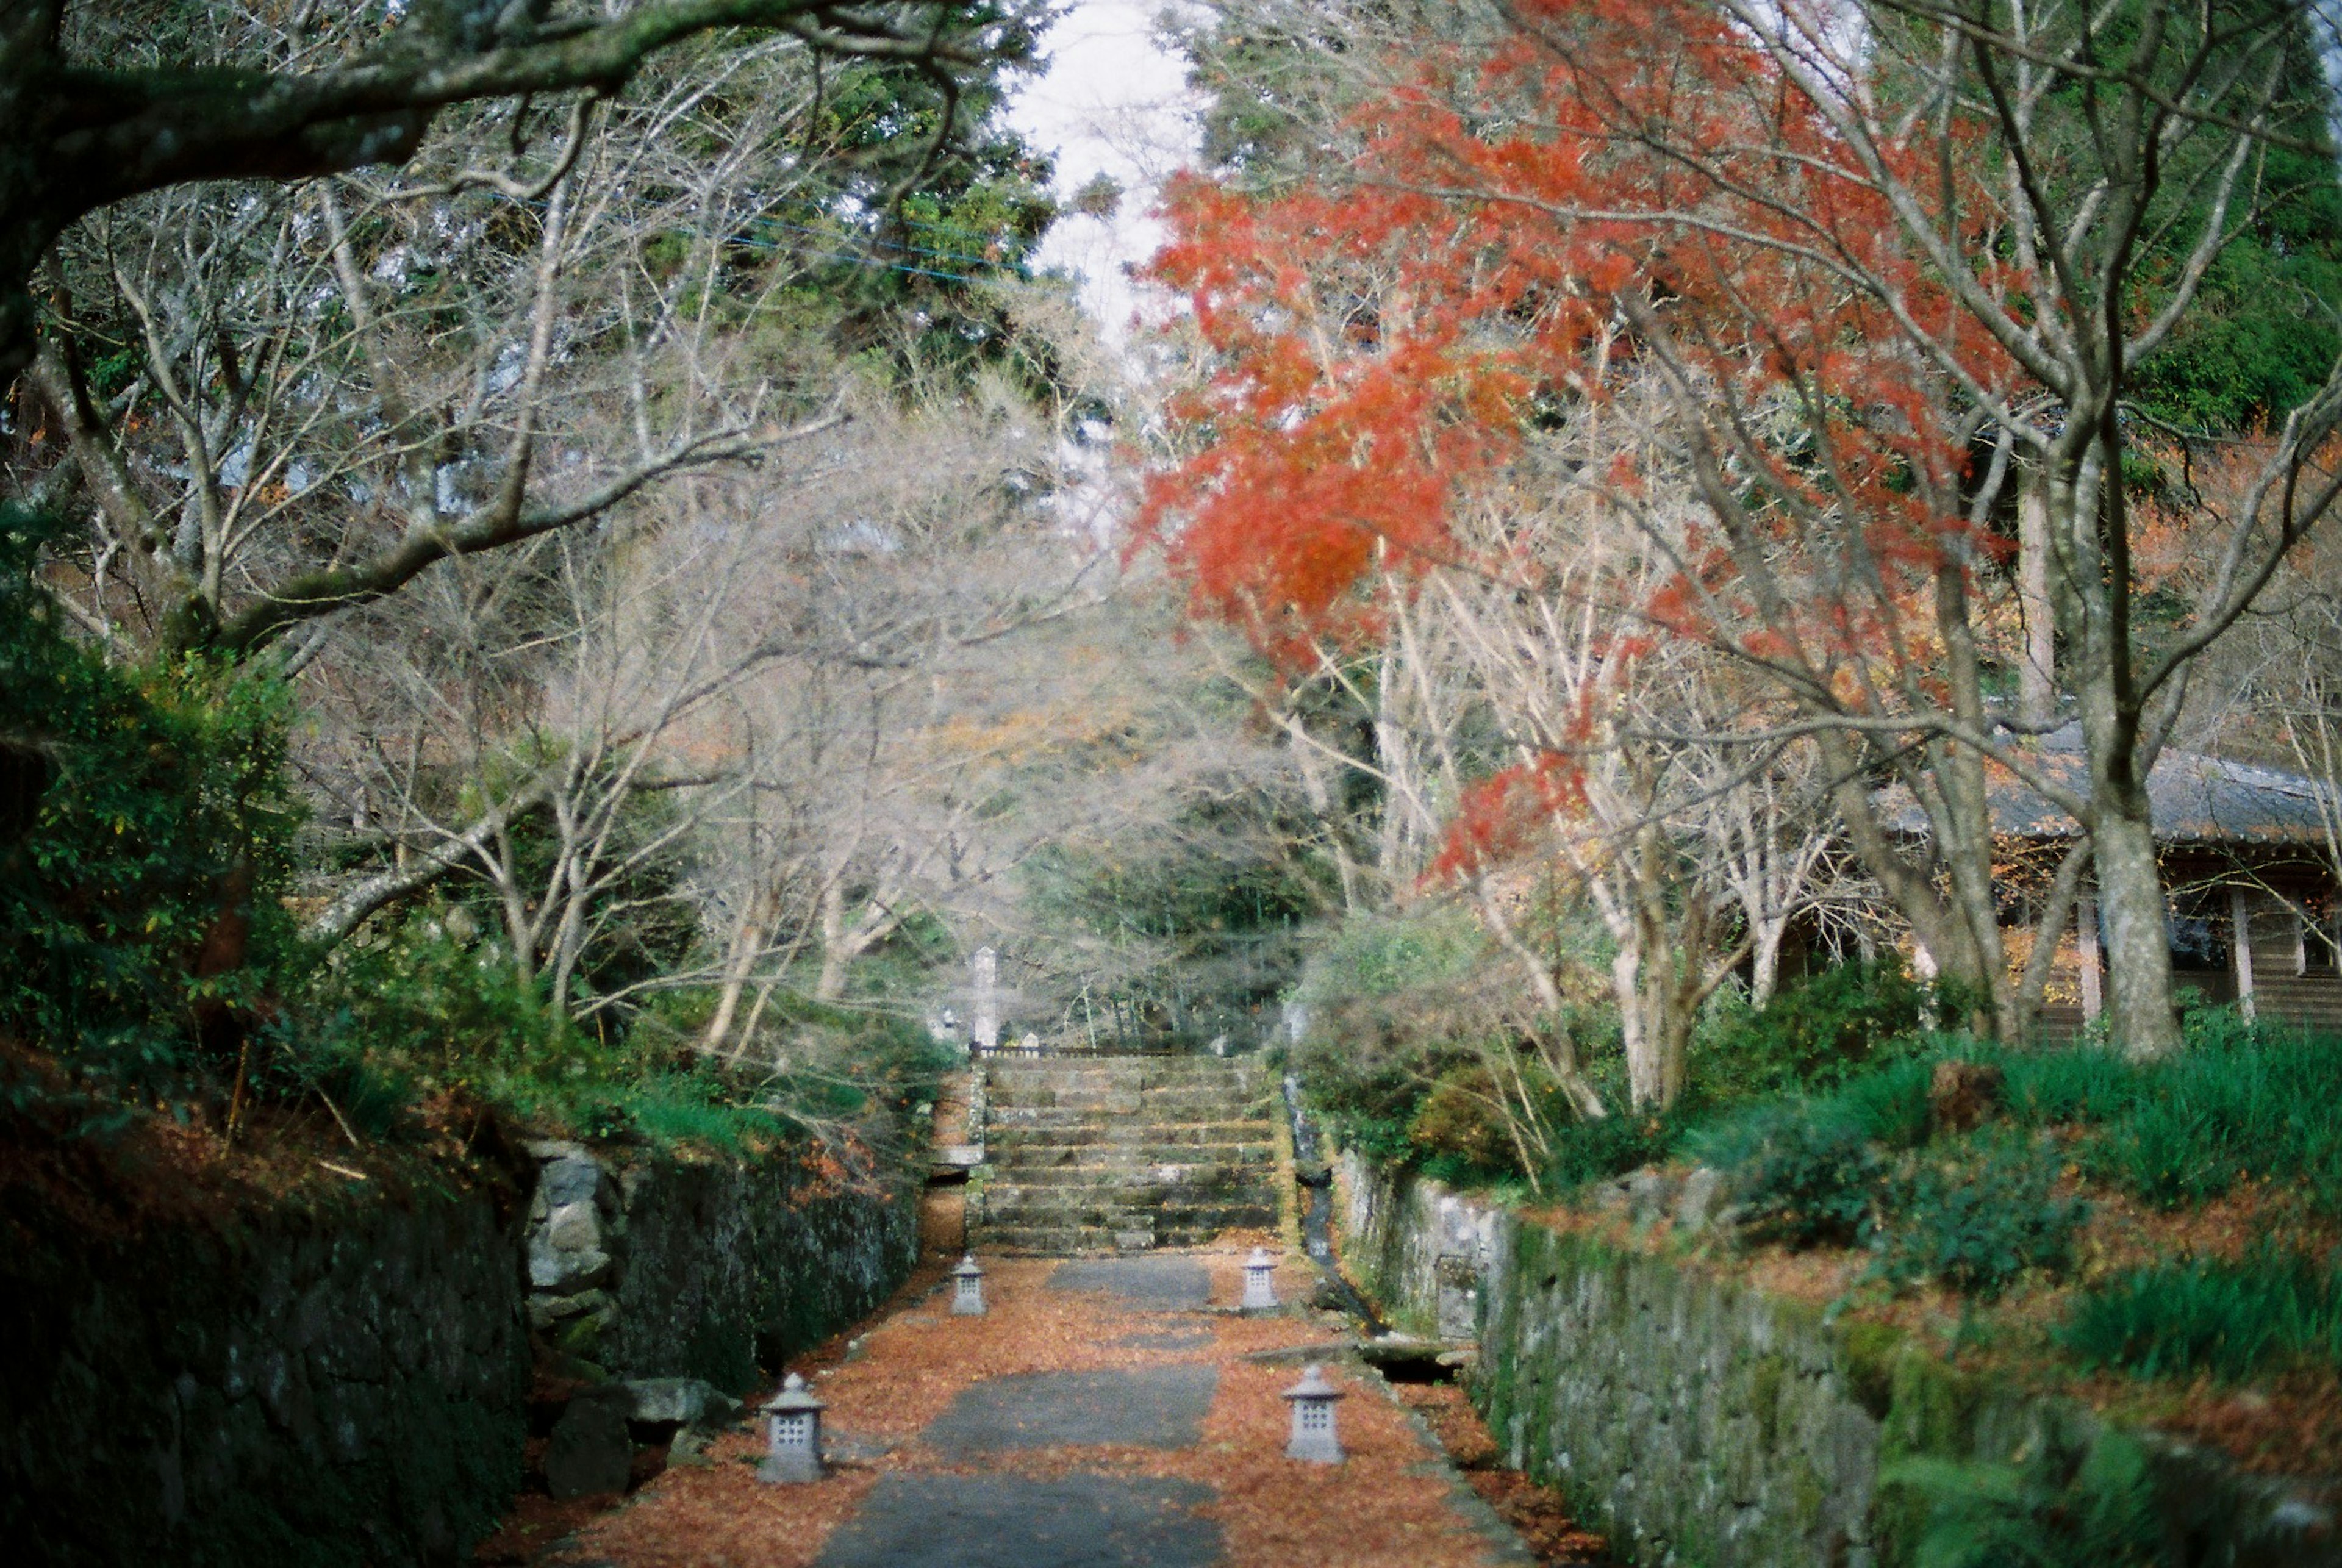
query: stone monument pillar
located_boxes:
[970,945,1000,1054]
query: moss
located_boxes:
[1840,1319,1904,1420]
[1880,1342,1982,1462]
[1748,1351,1789,1448]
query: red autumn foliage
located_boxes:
[1141,0,2035,875]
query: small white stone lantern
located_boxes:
[1282,1363,1346,1464]
[951,1252,987,1316]
[1242,1248,1280,1311]
[758,1373,826,1484]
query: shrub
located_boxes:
[1883,1430,2169,1568]
[0,506,298,1103]
[1868,1132,2086,1300]
[1696,961,1929,1100]
[2058,1248,2342,1382]
[1408,1063,1527,1173]
[1699,1103,1885,1247]
[1543,1106,1685,1192]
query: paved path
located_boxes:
[546,1247,1536,1568]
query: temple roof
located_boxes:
[1885,725,2338,847]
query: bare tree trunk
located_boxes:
[815,877,850,1003]
[1749,918,1787,1011]
[2018,467,2057,728]
[2094,800,2182,1057]
[1281,711,1361,913]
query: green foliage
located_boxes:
[2123,30,2342,434]
[1691,1067,2080,1296]
[1984,1020,2342,1216]
[1867,1133,2086,1300]
[1694,962,1931,1100]
[1703,1104,1887,1247]
[754,2,1063,390]
[1883,1430,2170,1568]
[2059,1247,2342,1383]
[1542,1105,1687,1192]
[1291,905,1545,1171]
[0,505,298,1098]
[298,911,953,1154]
[1689,1059,1935,1244]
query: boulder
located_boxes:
[528,1233,612,1292]
[539,1155,605,1208]
[1624,1167,1678,1225]
[545,1386,633,1498]
[623,1377,742,1430]
[1674,1167,1727,1236]
[545,1200,601,1252]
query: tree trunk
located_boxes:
[2093,800,2182,1057]
[2017,467,2057,728]
[815,878,849,1003]
[1749,917,1786,1010]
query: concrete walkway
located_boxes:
[545,1247,1537,1568]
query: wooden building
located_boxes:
[1895,729,2342,1039]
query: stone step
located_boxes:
[984,1157,1275,1185]
[980,1177,1272,1208]
[976,1223,1253,1255]
[983,1087,1272,1117]
[974,1208,1283,1245]
[984,1056,1266,1083]
[988,1133,1283,1156]
[985,1106,1276,1133]
[988,1142,1283,1165]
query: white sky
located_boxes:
[1005,2,1205,343]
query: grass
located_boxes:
[1978,1024,2342,1217]
[2059,1247,2342,1383]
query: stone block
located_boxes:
[545,1200,601,1251]
[528,1234,612,1292]
[539,1154,605,1208]
[1674,1167,1726,1236]
[529,1287,614,1331]
[625,1376,742,1429]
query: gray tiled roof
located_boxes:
[1883,725,2338,846]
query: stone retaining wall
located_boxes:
[523,1139,922,1389]
[1336,1153,2340,1568]
[5,1133,920,1567]
[2,1176,530,1568]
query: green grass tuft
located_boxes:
[2058,1247,2342,1382]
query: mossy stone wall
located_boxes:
[598,1152,922,1389]
[1,1178,530,1568]
[4,1137,922,1567]
[1338,1153,2338,1567]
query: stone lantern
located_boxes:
[951,1252,987,1316]
[1241,1247,1279,1311]
[1281,1363,1345,1464]
[758,1373,826,1484]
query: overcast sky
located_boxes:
[1005,2,1204,343]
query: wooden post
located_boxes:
[2076,893,2103,1023]
[2230,887,2257,1022]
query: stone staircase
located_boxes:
[970,1054,1281,1254]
